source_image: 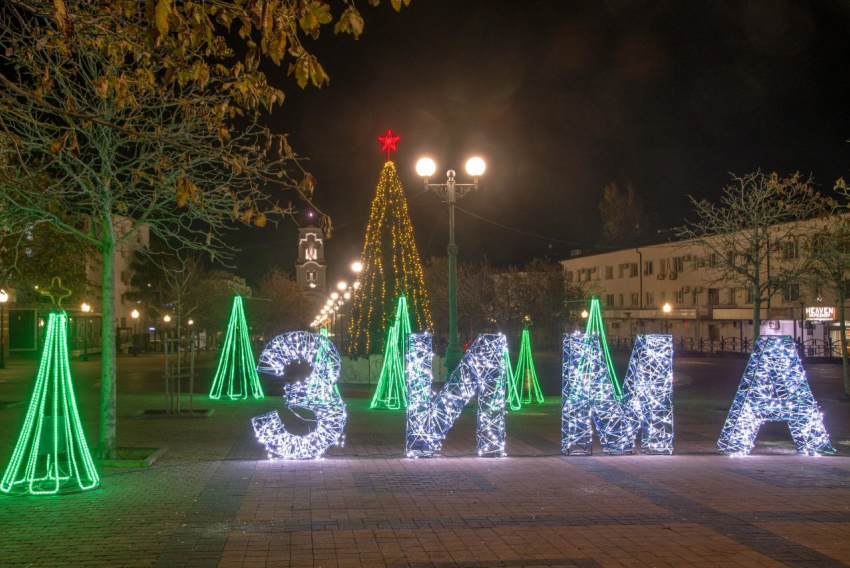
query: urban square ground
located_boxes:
[0,351,848,567]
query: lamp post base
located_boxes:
[444,343,463,379]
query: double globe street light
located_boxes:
[415,155,486,374]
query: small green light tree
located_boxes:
[1,278,99,496]
[585,297,622,399]
[370,296,412,409]
[507,317,544,410]
[209,295,264,400]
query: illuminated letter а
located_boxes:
[717,335,833,456]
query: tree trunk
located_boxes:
[98,231,118,460]
[839,295,849,398]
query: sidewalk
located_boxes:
[0,355,848,567]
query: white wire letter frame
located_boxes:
[562,333,674,455]
[717,335,833,456]
[252,331,346,460]
[405,332,508,458]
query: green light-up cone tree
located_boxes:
[1,278,99,496]
[209,295,264,400]
[585,297,623,399]
[507,316,544,410]
[370,295,412,409]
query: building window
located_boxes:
[629,263,639,277]
[781,240,799,260]
[675,290,684,304]
[692,290,700,305]
[565,271,573,283]
[708,253,719,268]
[619,293,625,306]
[631,293,639,306]
[708,288,719,305]
[307,270,317,283]
[605,266,613,280]
[646,292,654,306]
[746,288,754,304]
[672,257,684,272]
[605,294,615,307]
[784,283,800,302]
[726,289,737,305]
[644,261,654,276]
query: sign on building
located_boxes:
[805,306,835,321]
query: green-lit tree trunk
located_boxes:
[98,215,118,460]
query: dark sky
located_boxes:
[230,0,850,286]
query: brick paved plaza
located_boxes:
[0,352,849,567]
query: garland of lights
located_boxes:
[717,335,834,456]
[507,326,544,410]
[405,332,508,457]
[209,295,264,400]
[1,310,99,495]
[252,331,346,460]
[562,332,674,455]
[370,295,412,409]
[347,159,433,356]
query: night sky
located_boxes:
[230,0,850,286]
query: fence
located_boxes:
[607,335,847,359]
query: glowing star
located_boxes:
[717,335,833,456]
[405,332,508,458]
[252,331,346,460]
[378,129,401,161]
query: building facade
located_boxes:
[561,225,848,354]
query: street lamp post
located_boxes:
[0,289,8,369]
[131,308,140,357]
[81,302,91,361]
[416,156,486,373]
[662,302,672,335]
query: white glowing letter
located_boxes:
[405,332,508,457]
[717,335,833,456]
[252,331,346,460]
[562,333,673,455]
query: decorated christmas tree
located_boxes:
[371,295,412,409]
[506,317,544,410]
[348,130,432,355]
[1,278,99,496]
[209,295,264,400]
[585,296,623,399]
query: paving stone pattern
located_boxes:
[0,385,848,566]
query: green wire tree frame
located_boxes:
[1,308,100,496]
[315,327,341,399]
[209,295,264,400]
[584,296,623,399]
[506,320,545,410]
[370,295,411,410]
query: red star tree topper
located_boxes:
[378,129,401,161]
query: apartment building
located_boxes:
[561,225,846,350]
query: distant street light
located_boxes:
[581,310,589,319]
[662,302,672,334]
[416,155,486,373]
[131,308,140,357]
[337,281,347,291]
[163,314,171,323]
[351,261,363,274]
[81,302,91,361]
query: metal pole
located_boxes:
[82,316,88,361]
[445,171,462,374]
[132,319,138,356]
[0,305,5,369]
